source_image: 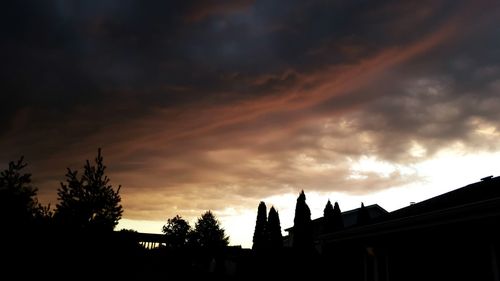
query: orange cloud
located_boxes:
[4,1,499,234]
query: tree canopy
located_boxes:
[54,149,123,232]
[162,215,191,248]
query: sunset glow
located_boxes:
[2,0,500,248]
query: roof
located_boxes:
[318,176,500,243]
[285,204,388,232]
[386,175,500,220]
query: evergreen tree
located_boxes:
[356,202,371,226]
[252,201,268,252]
[0,157,40,230]
[190,211,229,249]
[292,190,313,251]
[162,215,191,248]
[323,200,334,233]
[323,200,344,233]
[333,201,343,228]
[54,148,123,232]
[267,206,283,250]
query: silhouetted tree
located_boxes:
[252,201,268,252]
[332,201,344,228]
[323,200,344,233]
[267,206,283,250]
[33,203,53,227]
[0,157,42,230]
[162,215,191,248]
[190,211,229,250]
[323,200,334,233]
[54,148,123,232]
[356,202,371,226]
[293,190,313,251]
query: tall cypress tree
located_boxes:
[333,202,344,229]
[323,200,344,233]
[252,201,268,252]
[267,206,283,250]
[292,190,313,251]
[323,200,334,233]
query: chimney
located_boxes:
[481,175,493,181]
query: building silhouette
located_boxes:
[283,204,388,250]
[315,176,500,281]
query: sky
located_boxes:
[1,0,500,248]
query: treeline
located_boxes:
[0,149,239,279]
[252,202,283,253]
[161,212,229,250]
[0,149,131,279]
[0,149,342,279]
[0,149,122,233]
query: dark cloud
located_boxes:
[1,0,500,225]
[184,0,255,22]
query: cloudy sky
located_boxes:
[2,0,500,247]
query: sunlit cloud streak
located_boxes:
[1,1,500,246]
